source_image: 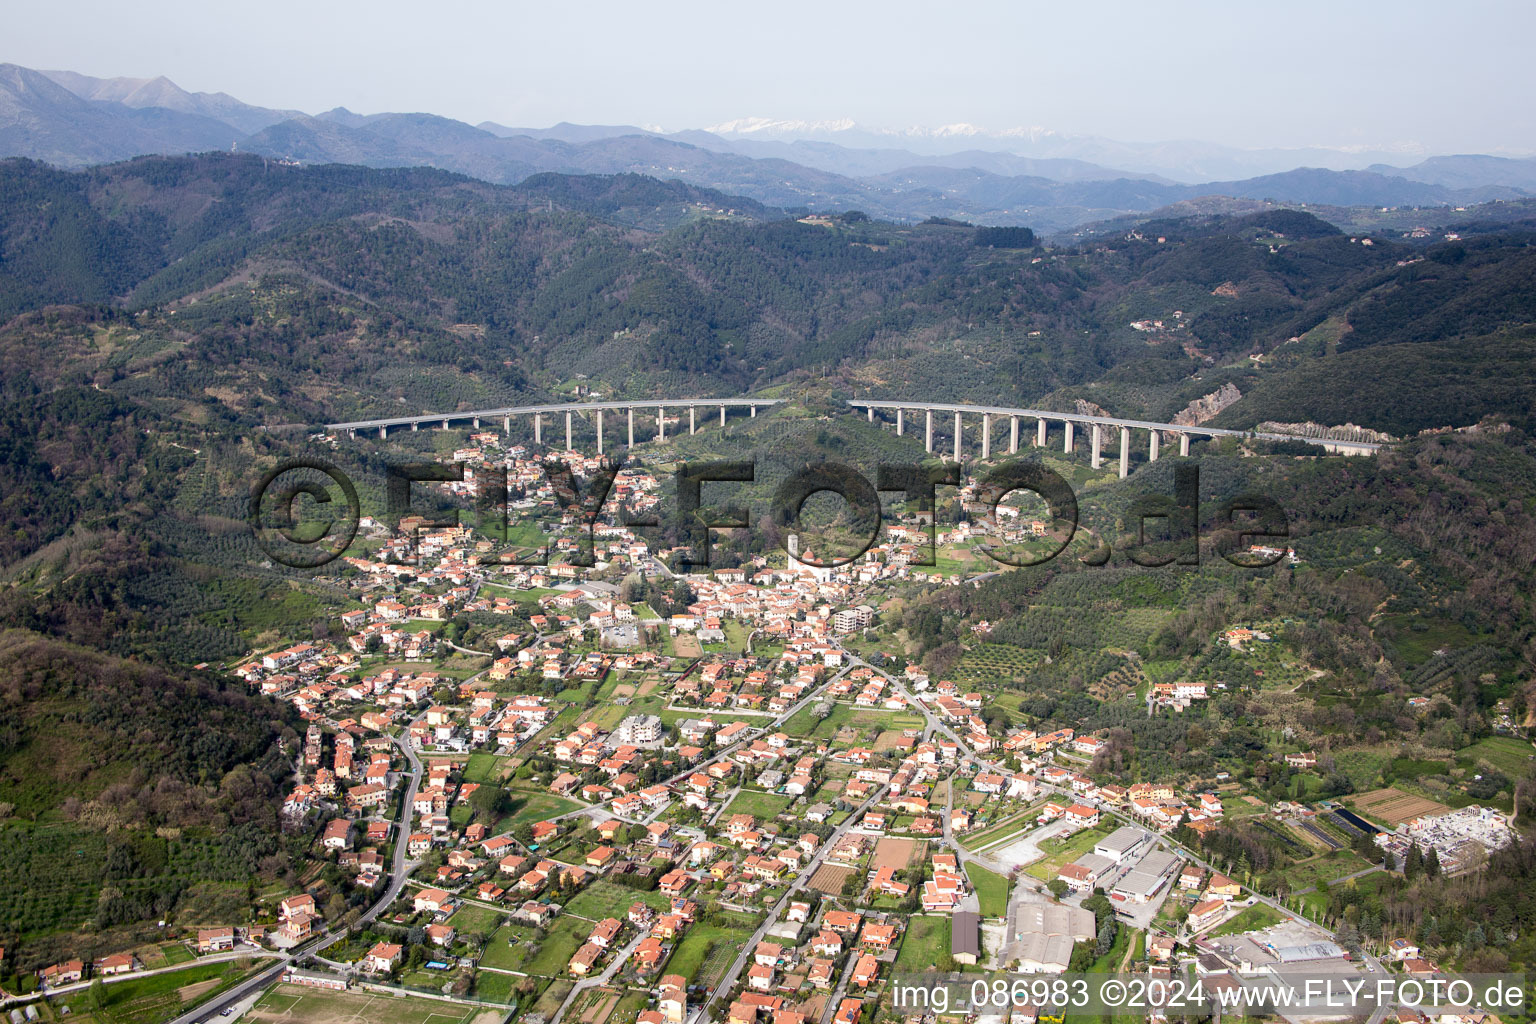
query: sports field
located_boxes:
[249,983,503,1024]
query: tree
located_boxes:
[1094,918,1118,958]
[470,783,507,820]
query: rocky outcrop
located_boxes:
[1255,421,1397,443]
[1171,382,1242,427]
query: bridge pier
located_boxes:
[628,408,635,447]
[565,411,573,451]
[1009,416,1019,454]
[867,406,874,422]
[953,412,962,462]
[689,406,696,435]
[1179,433,1190,457]
[657,407,665,441]
[1064,421,1074,453]
[925,410,933,453]
[472,417,480,429]
[1091,425,1102,469]
[1149,431,1159,461]
[596,409,604,455]
[411,422,418,432]
[982,413,991,459]
[441,418,450,430]
[720,405,726,427]
[503,416,510,436]
[534,413,542,445]
[1119,427,1130,478]
[1037,418,1046,447]
[750,405,756,418]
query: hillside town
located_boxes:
[16,438,1527,1024]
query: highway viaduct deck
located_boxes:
[324,395,1384,472]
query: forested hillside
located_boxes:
[3,153,1535,436]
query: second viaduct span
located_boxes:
[325,397,1383,470]
[849,399,1384,475]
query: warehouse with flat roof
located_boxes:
[1094,825,1150,864]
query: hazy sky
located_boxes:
[6,0,1535,154]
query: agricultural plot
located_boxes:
[872,837,926,871]
[461,752,511,784]
[1328,749,1390,789]
[1288,818,1344,850]
[1350,787,1451,826]
[1458,736,1536,776]
[249,984,502,1024]
[807,863,856,895]
[958,809,1036,851]
[950,644,1038,685]
[664,921,755,987]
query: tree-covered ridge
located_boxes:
[0,628,298,821]
[3,153,1534,438]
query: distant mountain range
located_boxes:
[3,63,1534,230]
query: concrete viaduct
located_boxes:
[325,398,785,453]
[847,399,1384,477]
[325,396,1383,472]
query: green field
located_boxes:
[560,881,674,920]
[1208,903,1286,937]
[446,902,506,935]
[663,920,755,985]
[522,915,589,976]
[483,583,560,604]
[893,915,952,972]
[479,923,544,972]
[781,702,923,740]
[958,808,1038,850]
[964,861,1011,916]
[724,790,794,820]
[462,751,510,784]
[498,790,584,830]
[1458,736,1536,776]
[1024,826,1110,881]
[56,958,262,1024]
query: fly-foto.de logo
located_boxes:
[250,455,1289,572]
